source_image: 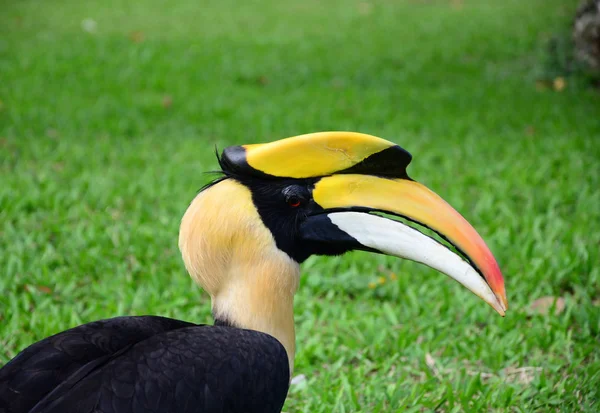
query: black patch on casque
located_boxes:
[339,145,413,179]
[219,144,413,180]
[220,146,278,179]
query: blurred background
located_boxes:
[1,0,599,411]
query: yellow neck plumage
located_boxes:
[179,179,299,373]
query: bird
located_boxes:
[0,131,508,413]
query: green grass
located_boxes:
[1,0,599,411]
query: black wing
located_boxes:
[0,317,289,413]
[0,316,194,413]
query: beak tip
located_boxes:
[491,300,506,317]
[494,291,508,316]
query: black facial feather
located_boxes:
[198,147,368,262]
[198,147,249,193]
[241,178,316,259]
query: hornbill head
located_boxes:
[179,131,507,369]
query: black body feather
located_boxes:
[0,316,289,413]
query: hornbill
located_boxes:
[0,132,507,413]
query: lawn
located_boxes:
[1,0,599,411]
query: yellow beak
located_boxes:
[312,174,508,315]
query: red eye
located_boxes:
[288,196,301,207]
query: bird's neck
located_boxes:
[211,254,300,374]
[178,179,300,374]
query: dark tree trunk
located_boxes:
[573,0,600,71]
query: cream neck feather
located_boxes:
[179,179,300,373]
